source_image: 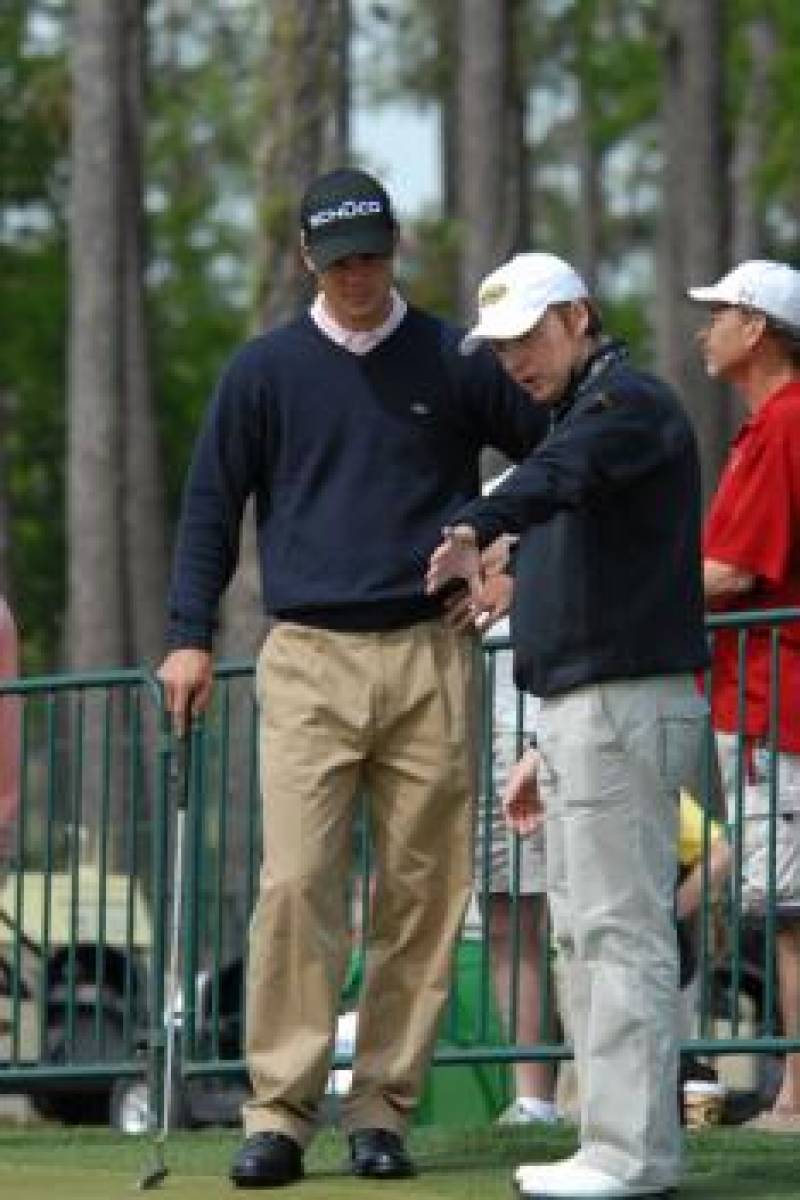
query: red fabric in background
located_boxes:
[703,381,800,750]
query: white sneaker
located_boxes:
[514,1159,676,1198]
[498,1098,561,1125]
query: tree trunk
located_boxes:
[69,0,132,859]
[573,0,602,292]
[333,0,351,163]
[455,0,522,321]
[657,0,730,503]
[437,0,459,220]
[122,0,169,669]
[731,17,776,262]
[654,17,685,390]
[251,0,346,334]
[69,0,128,671]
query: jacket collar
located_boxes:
[551,338,628,424]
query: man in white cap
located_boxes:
[689,259,800,1130]
[426,252,709,1198]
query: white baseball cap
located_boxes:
[688,259,800,334]
[461,252,589,354]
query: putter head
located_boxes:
[137,1164,169,1190]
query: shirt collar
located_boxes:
[734,377,800,443]
[310,288,407,355]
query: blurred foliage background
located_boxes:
[1,0,799,672]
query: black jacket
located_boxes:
[455,342,709,697]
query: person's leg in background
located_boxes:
[489,889,557,1122]
[718,735,800,1124]
[767,750,800,1117]
[480,657,556,1123]
[774,921,800,1113]
[485,768,556,1123]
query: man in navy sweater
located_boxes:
[158,168,546,1187]
[426,252,709,1199]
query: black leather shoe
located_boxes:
[230,1132,304,1188]
[348,1128,416,1179]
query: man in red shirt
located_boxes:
[689,259,800,1128]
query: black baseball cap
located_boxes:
[300,167,397,271]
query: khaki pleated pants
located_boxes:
[243,620,476,1145]
[537,675,706,1190]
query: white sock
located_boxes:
[516,1096,559,1120]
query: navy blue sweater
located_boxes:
[455,343,709,696]
[167,307,547,647]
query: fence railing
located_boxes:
[0,608,798,1128]
[0,668,166,1120]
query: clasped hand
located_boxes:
[426,527,515,633]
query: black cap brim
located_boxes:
[307,225,395,272]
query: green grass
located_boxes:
[0,1124,799,1198]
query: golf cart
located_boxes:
[0,863,152,1124]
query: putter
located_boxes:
[137,731,190,1191]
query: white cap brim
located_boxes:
[460,301,548,355]
[687,283,728,304]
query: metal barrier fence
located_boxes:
[0,608,799,1129]
[0,668,168,1124]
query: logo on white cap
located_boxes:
[462,253,589,354]
[479,282,510,306]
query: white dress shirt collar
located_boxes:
[310,288,407,355]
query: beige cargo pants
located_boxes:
[242,620,476,1146]
[537,675,706,1190]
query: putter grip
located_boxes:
[172,731,191,813]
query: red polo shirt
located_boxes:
[703,379,800,751]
